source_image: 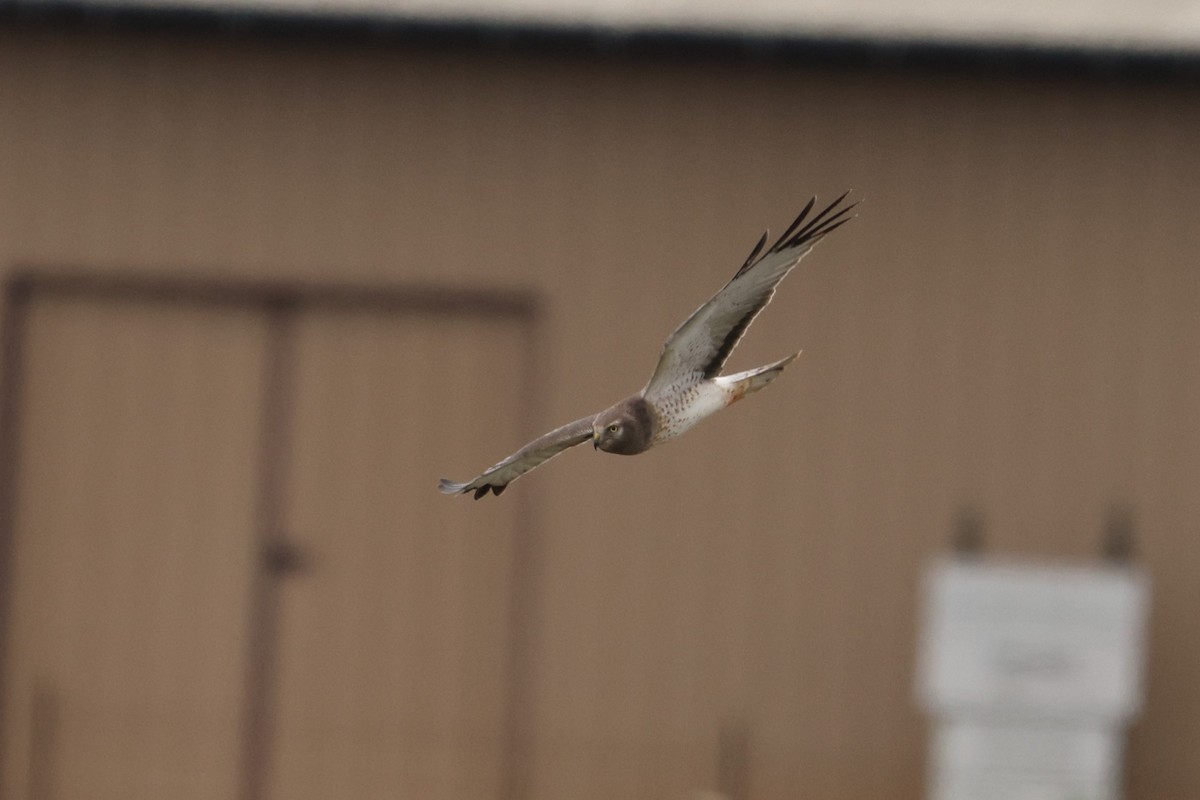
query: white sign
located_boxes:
[929,719,1121,800]
[917,558,1148,720]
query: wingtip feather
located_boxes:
[769,196,817,252]
[738,230,770,274]
[780,190,857,251]
[439,478,509,499]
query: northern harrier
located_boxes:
[439,193,856,499]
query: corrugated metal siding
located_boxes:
[2,25,1200,800]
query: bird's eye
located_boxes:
[608,424,619,434]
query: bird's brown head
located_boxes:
[592,396,656,456]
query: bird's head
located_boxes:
[592,397,654,456]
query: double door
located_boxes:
[0,277,538,800]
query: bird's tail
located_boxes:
[717,351,800,401]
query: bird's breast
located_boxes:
[647,381,735,445]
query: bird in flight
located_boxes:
[439,192,856,499]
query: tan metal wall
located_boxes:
[2,23,1199,800]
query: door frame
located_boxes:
[0,268,547,800]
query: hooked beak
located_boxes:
[592,431,599,450]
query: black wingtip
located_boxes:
[738,229,770,274]
[440,478,508,499]
[772,196,818,248]
[777,191,857,251]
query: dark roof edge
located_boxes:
[4,0,1200,82]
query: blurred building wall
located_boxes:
[1,19,1199,800]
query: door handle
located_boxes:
[261,537,310,577]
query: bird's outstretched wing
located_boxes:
[643,192,856,395]
[438,415,595,499]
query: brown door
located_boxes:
[267,308,531,799]
[0,294,267,800]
